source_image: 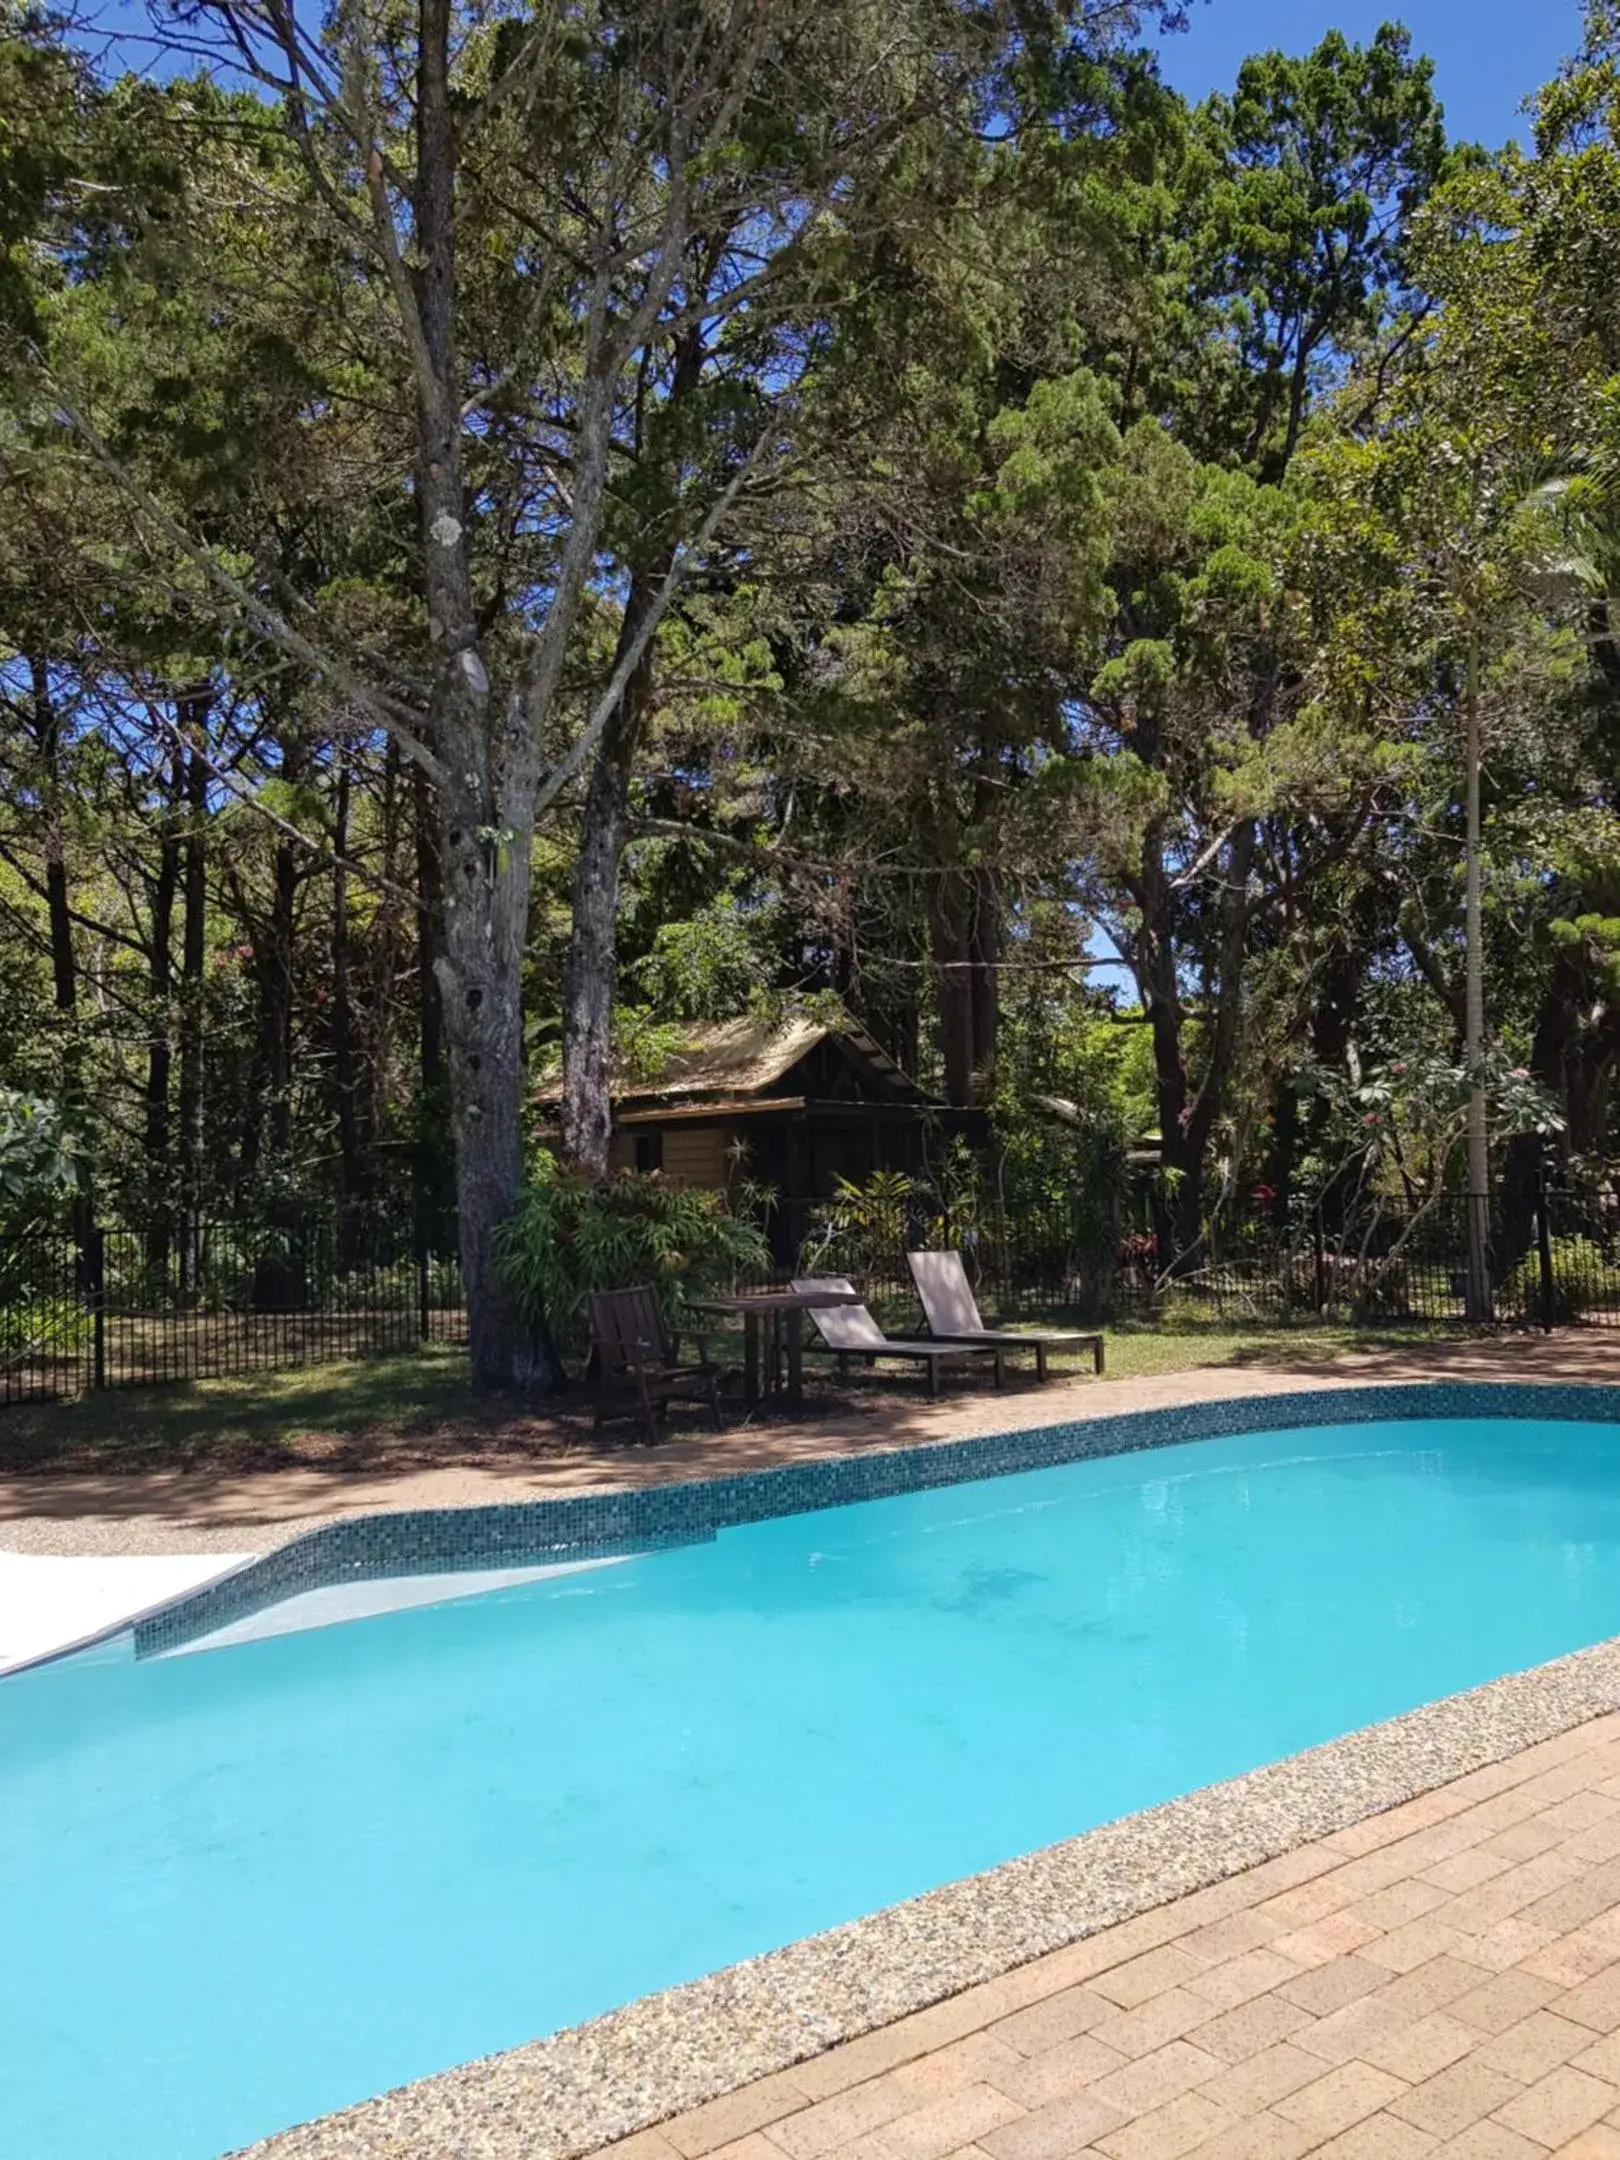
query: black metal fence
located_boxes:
[775,1185,1620,1335]
[0,1218,464,1405]
[7,1179,1620,1408]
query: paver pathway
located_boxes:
[594,1713,1620,2160]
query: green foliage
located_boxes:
[799,1169,925,1281]
[1287,1044,1564,1214]
[608,1009,696,1088]
[1504,1236,1620,1324]
[9,0,1620,1392]
[632,892,784,1022]
[494,1167,770,1366]
[1185,23,1450,477]
[0,1086,77,1227]
[0,1086,83,1373]
[996,1122,1131,1314]
[798,1124,1131,1319]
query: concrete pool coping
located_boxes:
[10,1333,1620,1562]
[54,1377,1620,1667]
[24,1375,1617,2160]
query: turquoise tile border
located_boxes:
[122,1379,1620,1659]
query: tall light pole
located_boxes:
[1463,624,1492,1321]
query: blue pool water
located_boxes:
[8,1413,1620,2159]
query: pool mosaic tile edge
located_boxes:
[230,1379,1620,2160]
[119,1378,1620,1661]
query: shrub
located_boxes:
[1504,1236,1620,1324]
[996,1122,1128,1316]
[1348,1255,1414,1321]
[798,1171,924,1283]
[495,1168,770,1367]
[0,1089,78,1234]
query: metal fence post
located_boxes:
[88,1223,107,1389]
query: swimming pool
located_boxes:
[7,1408,1620,2159]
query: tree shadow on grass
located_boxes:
[0,1353,1080,1531]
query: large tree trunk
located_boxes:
[1176,819,1256,1258]
[558,301,707,1181]
[926,754,1001,1112]
[966,754,1001,1094]
[176,706,209,1288]
[143,739,181,1268]
[1133,820,1196,1260]
[27,655,75,1019]
[930,868,978,1110]
[414,0,541,1387]
[436,783,539,1386]
[968,860,1000,1090]
[1135,819,1256,1270]
[559,592,655,1179]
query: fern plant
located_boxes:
[798,1170,935,1280]
[495,1166,771,1368]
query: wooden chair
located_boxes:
[791,1275,1003,1397]
[588,1285,724,1444]
[907,1249,1105,1380]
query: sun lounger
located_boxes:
[907,1250,1104,1380]
[791,1275,1003,1397]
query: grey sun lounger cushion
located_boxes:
[906,1251,1105,1376]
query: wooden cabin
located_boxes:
[538,1015,948,1251]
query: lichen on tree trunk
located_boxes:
[437,785,543,1389]
[560,612,655,1183]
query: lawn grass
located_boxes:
[0,1316,1467,1480]
[1097,1312,1460,1378]
[0,1344,490,1477]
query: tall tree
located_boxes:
[34,0,1145,1382]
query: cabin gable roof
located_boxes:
[536,1013,927,1111]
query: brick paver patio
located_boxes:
[597,1713,1620,2160]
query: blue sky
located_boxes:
[1157,2,1585,148]
[85,2,1584,149]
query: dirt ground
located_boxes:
[1,1327,1614,1555]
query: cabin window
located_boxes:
[634,1130,663,1174]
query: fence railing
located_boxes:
[4,1181,1619,1407]
[769,1186,1619,1335]
[0,1217,464,1405]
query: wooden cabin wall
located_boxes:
[608,1120,730,1188]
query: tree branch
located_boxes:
[43,379,449,784]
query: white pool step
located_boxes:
[0,1552,258,1673]
[158,1553,632,1657]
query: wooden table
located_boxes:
[690,1288,864,1412]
